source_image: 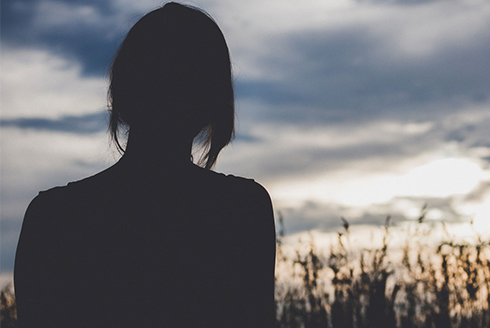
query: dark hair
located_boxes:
[108,2,235,169]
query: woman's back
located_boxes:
[15,161,276,327]
[14,3,276,326]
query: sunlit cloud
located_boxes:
[268,157,486,206]
[1,47,107,119]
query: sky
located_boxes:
[2,0,490,285]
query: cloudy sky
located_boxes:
[2,0,490,283]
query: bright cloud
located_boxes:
[268,157,486,206]
[1,47,107,119]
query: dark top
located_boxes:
[14,159,276,328]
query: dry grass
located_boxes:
[274,211,490,328]
[1,283,17,328]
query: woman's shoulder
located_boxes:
[32,164,122,202]
[17,186,75,259]
[208,172,274,225]
[20,185,74,233]
[209,171,272,204]
[26,168,273,221]
[28,180,89,207]
[26,185,69,214]
[24,172,107,223]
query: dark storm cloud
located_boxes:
[1,0,123,76]
[4,0,489,122]
[278,201,403,234]
[238,25,490,125]
[443,119,490,149]
[0,112,108,134]
[280,202,404,234]
[280,195,462,235]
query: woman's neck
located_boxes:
[119,129,195,170]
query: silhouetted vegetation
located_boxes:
[1,283,17,328]
[3,212,490,327]
[274,211,490,328]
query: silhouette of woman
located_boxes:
[14,3,276,327]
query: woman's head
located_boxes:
[108,2,234,169]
